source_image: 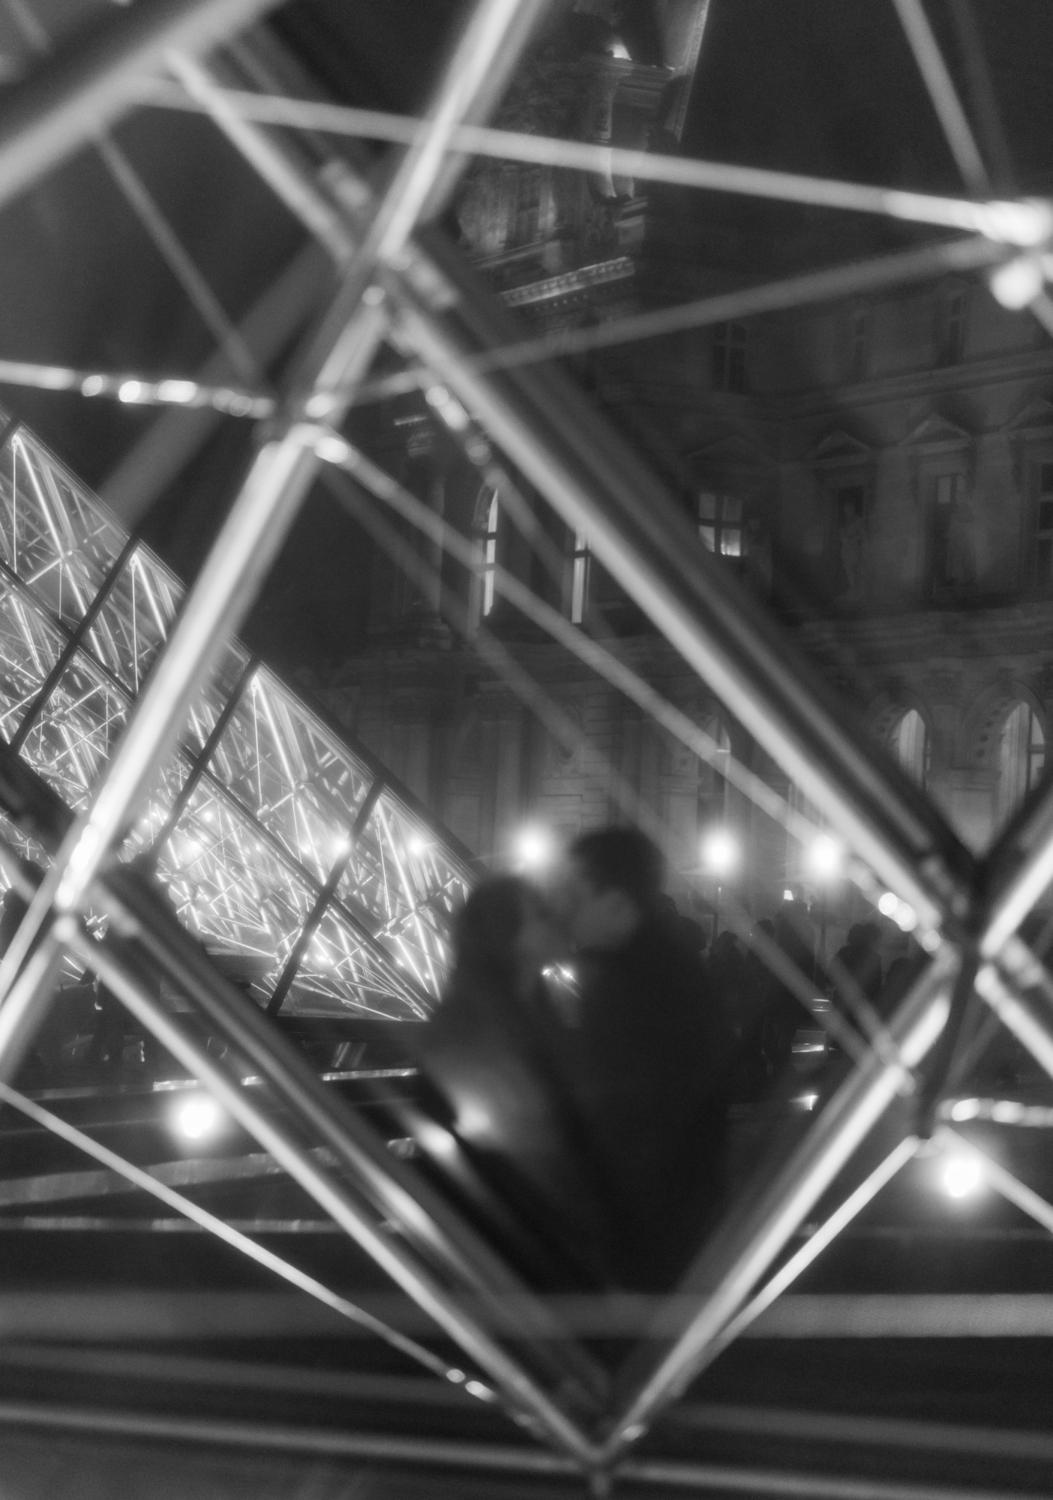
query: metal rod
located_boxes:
[139,653,259,872]
[169,54,355,264]
[266,772,385,1015]
[0,828,579,1399]
[323,437,821,850]
[600,950,956,1462]
[385,237,976,933]
[936,1126,1053,1235]
[0,0,541,1002]
[130,77,1053,245]
[0,0,282,212]
[0,1399,1034,1500]
[889,0,991,194]
[98,242,329,529]
[0,1077,472,1385]
[369,233,1010,403]
[974,959,1053,1080]
[0,927,66,1085]
[275,0,554,420]
[96,134,261,385]
[694,1136,920,1371]
[978,778,1053,957]
[94,866,609,1404]
[10,534,138,752]
[60,916,600,1465]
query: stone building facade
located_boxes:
[313,2,1053,926]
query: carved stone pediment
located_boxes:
[902,413,972,452]
[810,429,873,468]
[687,433,772,470]
[1005,396,1053,434]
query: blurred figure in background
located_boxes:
[555,829,730,1287]
[760,901,817,1078]
[833,921,884,1025]
[419,875,612,1279]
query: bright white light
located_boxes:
[878,891,899,917]
[783,888,795,902]
[314,431,351,464]
[893,901,918,933]
[942,1153,984,1199]
[949,1097,981,1122]
[118,379,145,403]
[424,384,471,431]
[456,1100,493,1140]
[81,375,105,397]
[464,1379,497,1402]
[173,1095,223,1140]
[989,255,1045,310]
[156,379,198,405]
[514,825,556,871]
[701,827,738,876]
[806,833,843,881]
[304,392,337,419]
[408,835,429,856]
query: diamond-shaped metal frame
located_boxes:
[2,0,1053,1487]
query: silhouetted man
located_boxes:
[555,829,728,1287]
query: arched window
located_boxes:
[473,490,499,625]
[894,709,929,790]
[996,702,1045,824]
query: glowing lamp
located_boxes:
[513,825,556,871]
[805,833,843,881]
[173,1095,224,1141]
[941,1153,983,1200]
[701,828,738,877]
[989,255,1044,310]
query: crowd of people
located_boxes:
[417,827,915,1289]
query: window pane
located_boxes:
[699,525,716,551]
[698,493,718,521]
[724,497,743,522]
[721,528,742,558]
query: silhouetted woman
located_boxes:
[417,876,613,1284]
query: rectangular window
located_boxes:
[833,484,867,600]
[712,322,747,393]
[570,530,590,624]
[931,472,963,591]
[698,493,743,562]
[939,289,967,366]
[849,307,869,382]
[1037,462,1053,586]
